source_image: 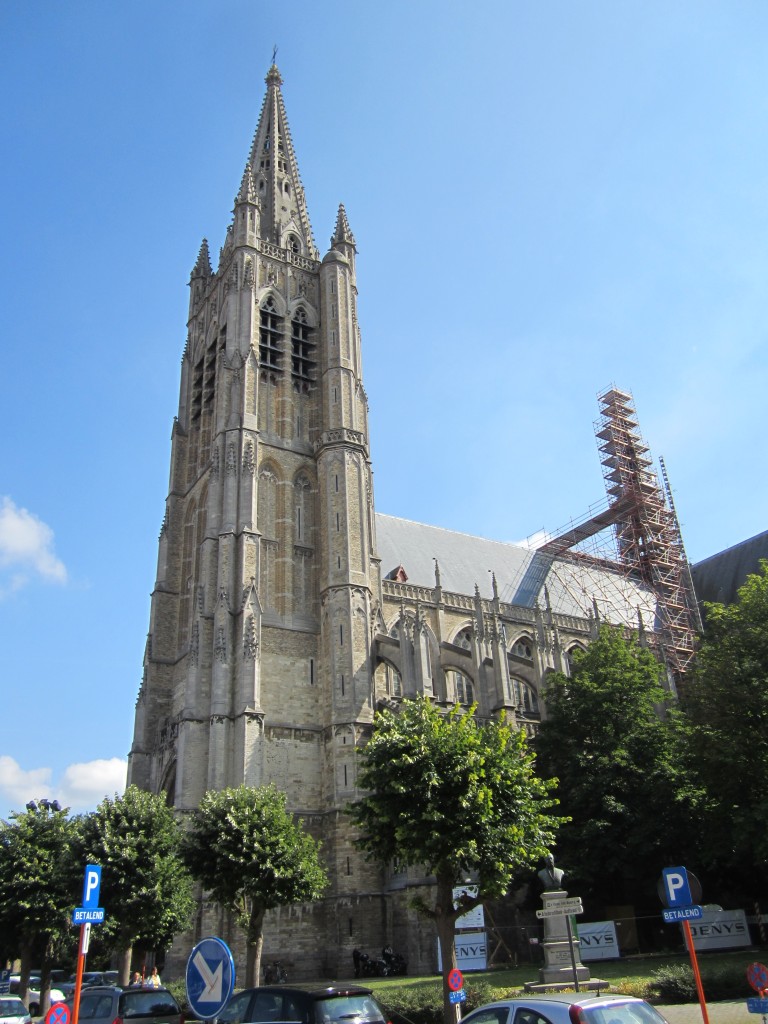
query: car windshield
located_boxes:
[315,996,383,1023]
[0,998,27,1018]
[119,992,179,1017]
[580,1002,669,1024]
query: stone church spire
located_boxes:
[246,64,318,259]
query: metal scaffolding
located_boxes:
[535,387,700,681]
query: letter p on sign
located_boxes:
[82,865,102,910]
[663,866,691,907]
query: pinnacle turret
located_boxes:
[191,238,212,278]
[235,164,258,206]
[331,204,356,249]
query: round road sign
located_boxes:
[747,963,768,993]
[448,968,464,992]
[46,1004,71,1024]
[186,936,236,1021]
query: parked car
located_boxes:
[461,995,671,1024]
[8,979,64,1017]
[0,996,32,1024]
[217,985,388,1024]
[67,974,107,989]
[62,987,183,1024]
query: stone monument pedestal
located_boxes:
[524,890,607,993]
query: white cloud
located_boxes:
[0,756,127,819]
[0,497,67,595]
[59,758,128,811]
[0,756,52,811]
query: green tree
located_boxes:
[348,697,560,1024]
[680,561,768,901]
[534,625,692,909]
[0,801,80,1013]
[182,784,328,988]
[78,786,195,984]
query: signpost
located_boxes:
[71,865,106,1024]
[447,968,465,1005]
[46,1003,72,1024]
[747,962,768,1016]
[535,896,584,992]
[659,867,709,1024]
[536,900,583,919]
[186,937,236,1021]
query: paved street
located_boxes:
[658,1001,754,1024]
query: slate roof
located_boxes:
[692,529,768,605]
[374,513,657,628]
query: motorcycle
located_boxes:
[264,961,288,984]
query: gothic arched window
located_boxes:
[453,627,473,650]
[511,677,539,714]
[447,670,474,706]
[259,297,282,371]
[291,306,316,383]
[565,644,586,676]
[511,636,533,660]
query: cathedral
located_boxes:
[128,64,687,978]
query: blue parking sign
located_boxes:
[662,867,692,908]
[82,865,102,910]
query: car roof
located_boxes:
[481,996,645,1009]
[240,986,375,999]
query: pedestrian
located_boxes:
[130,972,142,987]
[148,967,161,989]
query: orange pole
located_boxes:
[70,925,88,1024]
[683,919,710,1024]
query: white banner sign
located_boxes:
[686,909,749,951]
[578,920,619,961]
[436,931,487,971]
[453,885,485,929]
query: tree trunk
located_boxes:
[18,944,33,1008]
[245,906,266,988]
[435,873,462,1024]
[117,947,133,987]
[39,950,53,1017]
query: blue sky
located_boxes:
[2,1,767,820]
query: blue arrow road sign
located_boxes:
[186,937,236,1021]
[662,905,703,923]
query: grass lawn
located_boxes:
[361,947,767,1001]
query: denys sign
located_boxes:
[686,909,749,951]
[578,921,620,961]
[436,931,487,972]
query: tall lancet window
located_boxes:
[259,297,283,372]
[291,307,315,386]
[294,474,312,543]
[258,467,279,612]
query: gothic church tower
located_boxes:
[128,65,384,972]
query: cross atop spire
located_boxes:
[244,64,318,259]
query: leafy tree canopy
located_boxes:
[534,625,693,907]
[349,697,560,1024]
[78,785,194,976]
[0,802,80,1006]
[680,561,768,897]
[350,697,560,896]
[182,784,328,986]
